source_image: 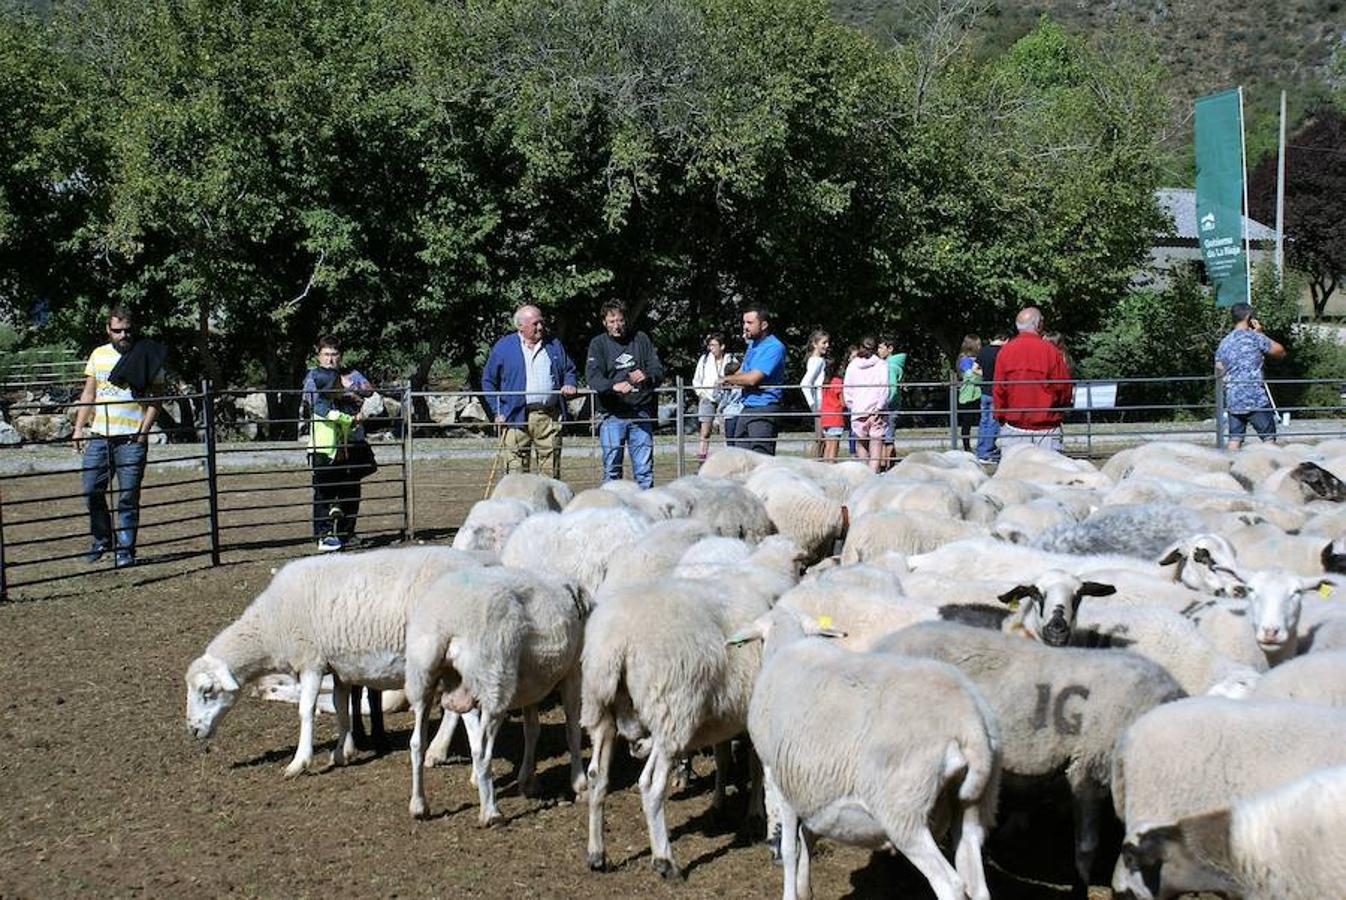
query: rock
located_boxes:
[12,413,73,444]
[0,420,20,445]
[240,392,269,421]
[427,395,456,424]
[458,397,489,423]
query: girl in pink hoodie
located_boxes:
[844,335,889,471]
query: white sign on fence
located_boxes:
[1073,382,1118,410]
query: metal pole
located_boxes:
[404,388,416,540]
[1214,372,1227,450]
[948,381,959,450]
[675,377,686,478]
[1238,86,1253,305]
[201,380,222,566]
[1275,89,1287,289]
[1085,384,1094,459]
[0,474,8,602]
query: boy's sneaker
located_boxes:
[85,542,110,564]
[318,535,344,552]
[114,551,136,568]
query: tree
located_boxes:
[1249,107,1346,319]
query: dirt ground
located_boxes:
[1,453,1120,898]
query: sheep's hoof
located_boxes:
[767,827,783,866]
[586,851,607,872]
[283,757,312,779]
[520,776,543,799]
[478,810,502,828]
[423,751,450,768]
[652,858,682,881]
[410,798,428,820]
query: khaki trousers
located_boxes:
[501,409,562,478]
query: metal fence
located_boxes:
[2,373,1344,600]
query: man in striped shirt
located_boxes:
[71,307,163,567]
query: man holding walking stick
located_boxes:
[1215,302,1285,450]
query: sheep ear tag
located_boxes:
[1319,583,1335,598]
[816,615,833,629]
[1006,598,1020,612]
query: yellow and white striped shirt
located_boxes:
[84,344,162,436]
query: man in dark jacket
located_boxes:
[482,305,579,479]
[585,300,664,488]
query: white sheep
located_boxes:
[404,566,589,824]
[184,547,485,777]
[661,475,775,541]
[990,496,1083,544]
[490,472,574,511]
[775,564,937,652]
[1036,596,1264,698]
[697,446,773,479]
[1249,650,1346,705]
[887,450,989,494]
[451,498,533,553]
[1102,441,1232,483]
[601,518,713,587]
[1226,521,1346,577]
[1256,459,1346,505]
[992,443,1113,489]
[975,476,1043,509]
[731,606,1000,900]
[1235,568,1333,665]
[1110,698,1346,898]
[743,466,846,564]
[876,622,1184,890]
[499,506,651,596]
[847,477,966,520]
[840,510,984,562]
[581,571,785,878]
[1121,764,1346,900]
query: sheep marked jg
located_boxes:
[731,606,1001,900]
[875,622,1184,890]
[185,547,485,777]
[404,566,590,824]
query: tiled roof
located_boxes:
[1156,187,1277,242]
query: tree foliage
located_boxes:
[0,1,1172,393]
[1249,106,1346,319]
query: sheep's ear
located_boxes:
[726,619,767,647]
[997,585,1040,606]
[1320,543,1346,575]
[216,665,240,693]
[800,612,847,640]
[1299,577,1335,598]
[1078,582,1117,598]
[1157,545,1185,566]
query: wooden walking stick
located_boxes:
[483,425,509,499]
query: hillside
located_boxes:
[833,0,1346,172]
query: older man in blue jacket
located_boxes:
[482,304,579,478]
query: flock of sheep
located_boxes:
[184,439,1346,899]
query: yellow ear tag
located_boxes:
[817,615,833,629]
[1008,599,1020,611]
[1320,583,1335,598]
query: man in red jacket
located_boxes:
[992,306,1073,452]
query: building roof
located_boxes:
[1156,187,1276,242]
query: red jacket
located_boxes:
[992,332,1073,429]
[819,377,845,429]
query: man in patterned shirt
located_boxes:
[71,307,164,567]
[1215,302,1285,450]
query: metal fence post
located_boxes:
[201,380,222,566]
[0,478,8,602]
[1214,373,1226,450]
[948,381,959,450]
[675,377,686,478]
[404,388,416,540]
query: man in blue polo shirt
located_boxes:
[721,306,786,455]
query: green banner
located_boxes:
[1194,89,1249,307]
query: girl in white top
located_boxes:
[692,334,732,461]
[799,329,829,457]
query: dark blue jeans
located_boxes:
[599,415,654,488]
[82,436,148,553]
[975,394,1000,460]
